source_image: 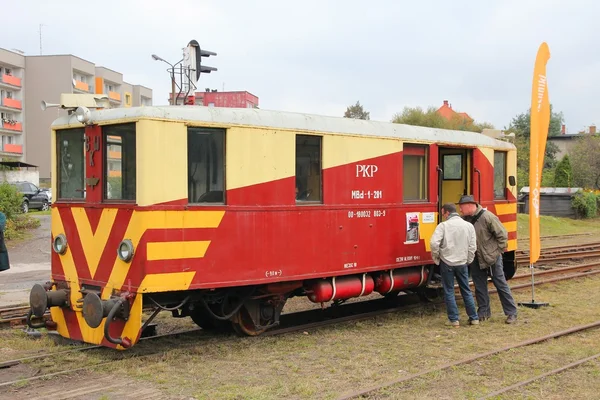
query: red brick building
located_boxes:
[170,90,259,108]
[196,90,258,108]
[436,100,473,124]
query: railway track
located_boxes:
[3,243,600,330]
[337,320,600,399]
[2,261,600,390]
[515,241,600,264]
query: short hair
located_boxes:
[442,203,456,214]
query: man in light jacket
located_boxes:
[430,203,478,327]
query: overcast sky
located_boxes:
[5,0,599,133]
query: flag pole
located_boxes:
[519,42,551,309]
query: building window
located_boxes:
[494,151,507,200]
[56,128,85,200]
[188,127,225,203]
[403,145,428,202]
[442,154,463,180]
[295,135,322,202]
[103,124,136,201]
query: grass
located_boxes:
[28,209,51,216]
[4,274,600,399]
[517,213,600,239]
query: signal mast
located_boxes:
[152,39,217,105]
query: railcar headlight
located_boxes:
[117,239,134,262]
[52,234,68,255]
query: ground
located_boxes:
[0,214,51,306]
[2,213,600,399]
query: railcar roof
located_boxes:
[52,106,515,150]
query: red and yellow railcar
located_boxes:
[27,104,518,349]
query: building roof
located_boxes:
[51,106,515,150]
[0,161,38,168]
[436,100,473,122]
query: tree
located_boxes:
[344,101,370,120]
[506,104,565,138]
[553,155,573,187]
[570,134,600,189]
[506,104,565,190]
[391,106,494,132]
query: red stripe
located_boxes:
[508,231,517,240]
[85,208,103,235]
[498,213,517,223]
[92,209,134,283]
[63,309,83,342]
[58,208,91,281]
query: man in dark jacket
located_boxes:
[458,195,517,324]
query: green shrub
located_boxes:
[0,182,23,220]
[572,191,598,219]
[554,155,573,187]
[4,214,41,240]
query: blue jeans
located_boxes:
[470,255,518,318]
[440,261,478,322]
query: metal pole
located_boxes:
[171,70,176,105]
[530,263,535,302]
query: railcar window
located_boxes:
[56,128,85,200]
[403,145,428,202]
[295,135,322,203]
[442,154,463,180]
[102,124,136,201]
[188,128,225,204]
[494,151,507,199]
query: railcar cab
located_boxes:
[436,145,518,281]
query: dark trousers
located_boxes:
[470,255,517,318]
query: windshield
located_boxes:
[56,128,85,200]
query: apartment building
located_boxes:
[0,48,153,180]
[0,49,25,160]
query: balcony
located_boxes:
[1,98,22,109]
[108,91,121,102]
[73,80,90,92]
[1,121,22,132]
[1,74,21,87]
[2,144,23,154]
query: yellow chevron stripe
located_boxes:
[71,207,118,278]
[496,203,517,215]
[147,241,211,261]
[503,221,517,233]
[138,272,196,292]
[118,293,143,349]
[51,208,83,305]
[103,210,225,298]
[50,305,69,339]
[507,239,517,252]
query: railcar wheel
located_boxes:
[416,287,443,303]
[231,306,269,336]
[190,307,232,332]
[231,297,286,337]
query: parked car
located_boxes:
[10,181,51,213]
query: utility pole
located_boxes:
[39,24,45,55]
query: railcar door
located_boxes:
[438,148,472,212]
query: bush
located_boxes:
[572,191,598,219]
[554,155,573,187]
[4,214,41,240]
[0,182,23,220]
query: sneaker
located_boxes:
[446,320,460,328]
[469,319,480,325]
[505,315,517,324]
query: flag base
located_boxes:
[518,301,550,309]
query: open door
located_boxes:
[438,148,472,209]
